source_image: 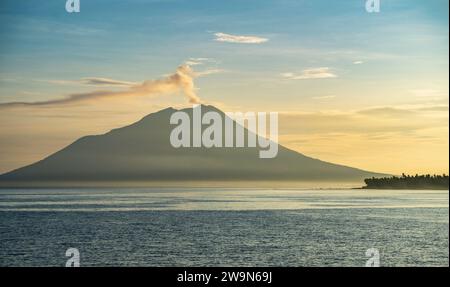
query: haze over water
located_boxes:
[0,188,448,266]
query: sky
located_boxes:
[0,0,448,175]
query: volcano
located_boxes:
[0,105,386,186]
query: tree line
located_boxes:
[363,174,449,189]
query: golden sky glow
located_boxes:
[0,1,448,176]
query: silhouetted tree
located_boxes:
[363,174,449,189]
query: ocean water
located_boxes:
[0,188,448,267]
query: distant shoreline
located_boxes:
[359,187,449,190]
[362,174,449,190]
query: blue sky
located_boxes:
[0,0,448,174]
[1,0,448,107]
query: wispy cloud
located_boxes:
[80,78,138,87]
[357,107,416,117]
[214,32,268,44]
[358,105,450,116]
[416,105,449,112]
[184,58,214,66]
[278,105,448,140]
[184,60,203,66]
[353,61,364,65]
[281,67,337,80]
[312,95,336,100]
[409,89,444,98]
[194,69,225,77]
[34,78,138,87]
[190,58,211,61]
[278,105,449,174]
[34,79,80,86]
[183,58,225,77]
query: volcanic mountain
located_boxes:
[0,105,385,186]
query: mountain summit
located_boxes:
[0,105,385,186]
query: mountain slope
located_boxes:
[0,105,386,185]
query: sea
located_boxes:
[0,188,448,267]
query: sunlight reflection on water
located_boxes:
[0,188,448,212]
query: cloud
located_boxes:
[194,69,225,77]
[34,78,138,87]
[214,32,268,44]
[34,79,80,85]
[357,105,450,117]
[184,57,211,66]
[312,95,336,100]
[409,89,443,98]
[0,64,202,108]
[279,105,448,135]
[353,61,364,65]
[281,67,337,80]
[277,105,449,175]
[183,58,225,77]
[184,60,203,66]
[357,107,416,117]
[416,105,449,112]
[189,58,210,61]
[80,78,138,87]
